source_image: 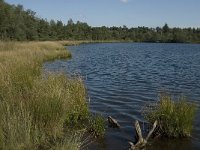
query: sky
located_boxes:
[5,0,200,28]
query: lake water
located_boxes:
[44,43,200,150]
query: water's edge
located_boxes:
[44,43,200,150]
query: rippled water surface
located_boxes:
[44,43,200,150]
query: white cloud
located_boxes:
[120,0,129,3]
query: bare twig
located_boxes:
[145,120,157,141]
[108,116,120,128]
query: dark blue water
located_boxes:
[44,43,200,150]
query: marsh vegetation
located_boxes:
[143,94,197,138]
[0,41,105,149]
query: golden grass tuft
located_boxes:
[143,94,197,138]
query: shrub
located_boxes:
[143,94,197,138]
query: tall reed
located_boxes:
[0,41,87,149]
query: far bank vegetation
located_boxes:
[1,0,200,43]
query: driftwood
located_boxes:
[129,120,158,150]
[108,116,120,128]
[107,116,157,149]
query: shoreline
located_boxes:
[58,40,200,46]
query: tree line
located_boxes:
[1,0,200,43]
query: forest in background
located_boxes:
[1,0,200,43]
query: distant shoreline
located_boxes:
[57,40,200,47]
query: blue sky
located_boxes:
[5,0,200,28]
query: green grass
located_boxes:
[88,114,106,138]
[0,42,89,149]
[143,94,197,138]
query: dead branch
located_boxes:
[129,120,157,150]
[145,120,157,141]
[108,116,120,128]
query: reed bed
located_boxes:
[0,41,88,149]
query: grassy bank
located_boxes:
[58,40,133,46]
[0,41,91,149]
